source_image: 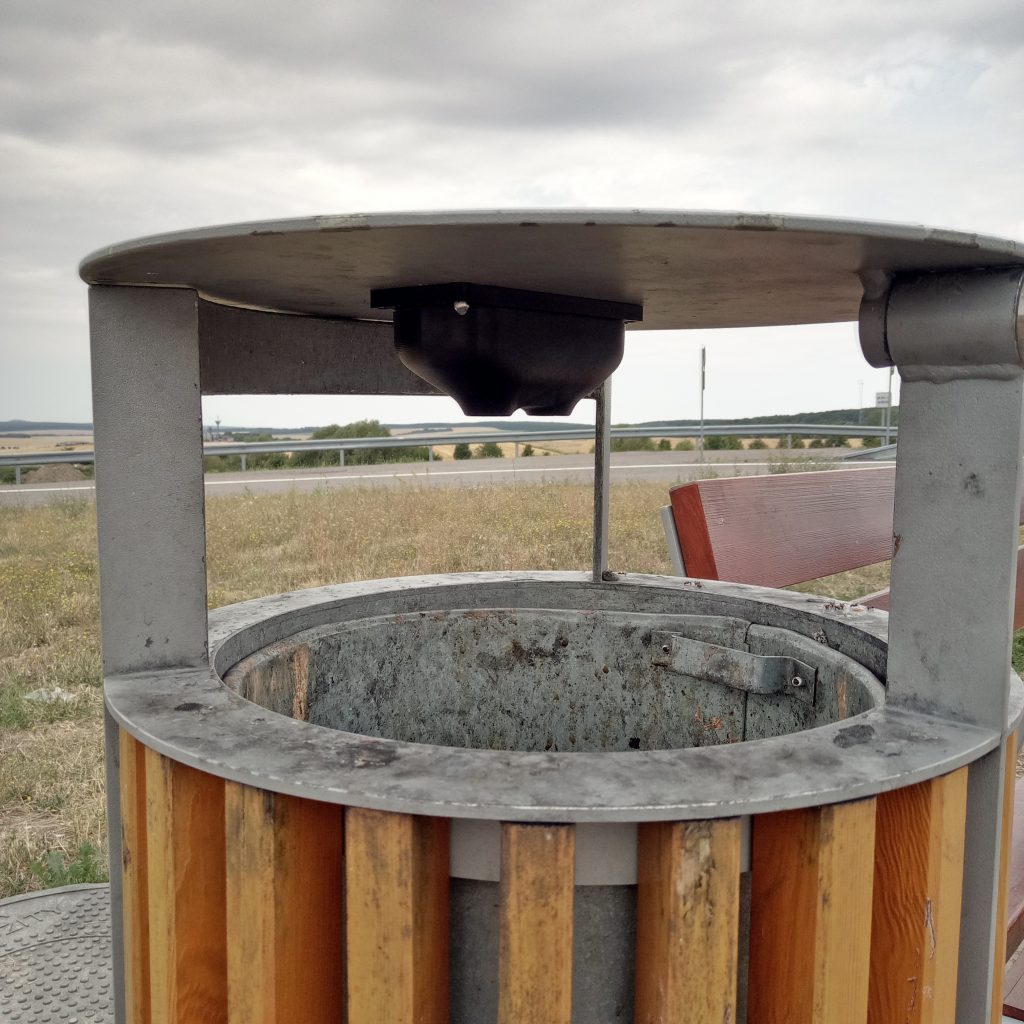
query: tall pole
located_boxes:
[858,380,864,423]
[884,366,894,443]
[698,346,706,463]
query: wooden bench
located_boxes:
[661,465,1024,1017]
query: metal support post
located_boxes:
[698,345,706,463]
[14,465,20,485]
[89,285,209,1024]
[592,378,612,582]
[240,452,247,472]
[428,445,433,462]
[514,441,520,459]
[339,447,345,467]
[860,267,1024,1024]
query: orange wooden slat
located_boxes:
[868,768,968,1024]
[994,734,1019,1023]
[225,784,344,1024]
[345,807,449,1024]
[749,798,877,1024]
[635,818,741,1024]
[145,748,227,1024]
[498,823,575,1024]
[119,730,151,1024]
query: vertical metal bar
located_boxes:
[592,378,611,582]
[428,445,433,462]
[89,285,208,1019]
[104,707,126,1024]
[239,453,246,472]
[339,448,345,467]
[659,505,686,576]
[883,376,1024,1024]
[14,464,21,485]
[514,442,520,459]
[698,346,706,463]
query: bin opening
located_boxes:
[222,607,884,753]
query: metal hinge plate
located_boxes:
[652,632,817,705]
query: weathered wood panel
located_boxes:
[345,807,449,1024]
[868,769,968,1023]
[994,735,1020,1023]
[145,749,227,1023]
[498,823,575,1024]
[635,818,741,1023]
[119,730,151,1024]
[225,784,344,1023]
[749,798,877,1023]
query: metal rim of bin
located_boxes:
[104,570,1024,822]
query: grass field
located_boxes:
[0,479,913,898]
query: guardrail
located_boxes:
[0,422,897,484]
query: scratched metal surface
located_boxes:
[79,210,1024,330]
[0,884,113,1023]
[105,573,1023,821]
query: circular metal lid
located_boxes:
[79,210,1024,331]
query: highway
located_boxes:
[0,450,884,507]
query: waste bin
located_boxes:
[82,211,1024,1024]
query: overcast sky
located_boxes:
[3,0,1022,428]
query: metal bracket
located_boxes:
[652,632,817,705]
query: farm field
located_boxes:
[0,480,903,898]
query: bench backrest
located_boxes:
[669,467,896,588]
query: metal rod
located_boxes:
[592,378,611,582]
[698,346,706,463]
[14,465,21,485]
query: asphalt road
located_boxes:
[0,450,883,507]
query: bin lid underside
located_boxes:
[79,210,1024,331]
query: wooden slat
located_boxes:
[635,818,741,1023]
[994,734,1019,1022]
[868,768,968,1024]
[670,467,897,588]
[119,730,151,1024]
[145,748,227,1024]
[668,482,717,578]
[345,807,449,1024]
[225,784,344,1023]
[749,798,877,1024]
[498,823,575,1024]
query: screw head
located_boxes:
[791,676,805,689]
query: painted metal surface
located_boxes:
[102,572,1023,822]
[79,210,1024,330]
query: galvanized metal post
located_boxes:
[592,378,612,582]
[339,447,345,467]
[89,285,209,1024]
[428,445,433,462]
[14,465,20,485]
[860,267,1024,1024]
[240,452,247,472]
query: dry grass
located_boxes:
[0,478,974,899]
